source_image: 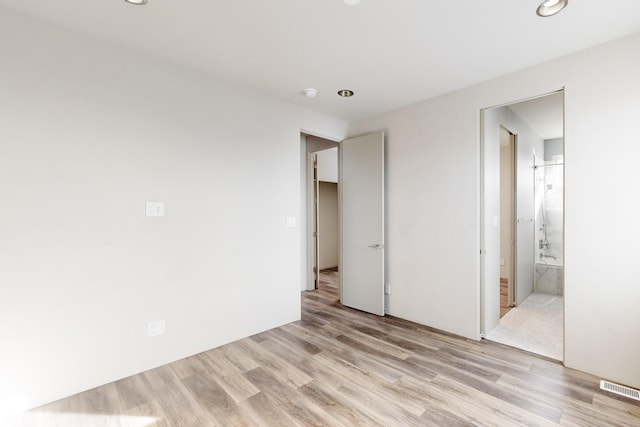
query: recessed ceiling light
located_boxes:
[342,0,361,6]
[338,89,354,97]
[536,0,568,17]
[304,88,319,98]
[125,0,148,5]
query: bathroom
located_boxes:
[535,140,564,296]
[483,91,565,361]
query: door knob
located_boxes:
[368,244,384,250]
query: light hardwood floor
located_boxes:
[14,270,640,426]
[500,278,512,318]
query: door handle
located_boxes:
[368,244,384,250]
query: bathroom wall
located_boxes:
[535,264,564,295]
[537,161,564,265]
[544,138,563,160]
[536,137,564,267]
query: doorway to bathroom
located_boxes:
[480,91,564,361]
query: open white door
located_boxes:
[340,132,385,316]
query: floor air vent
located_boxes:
[600,380,640,401]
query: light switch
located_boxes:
[286,216,297,228]
[146,202,165,217]
[493,215,499,228]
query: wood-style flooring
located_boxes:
[501,278,512,318]
[16,270,640,426]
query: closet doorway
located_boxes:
[301,131,386,316]
[302,134,339,291]
[313,148,339,289]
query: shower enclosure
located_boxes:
[534,154,564,295]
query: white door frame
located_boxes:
[479,90,565,355]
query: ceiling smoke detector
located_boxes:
[304,88,319,98]
[338,89,354,97]
[125,0,148,5]
[342,0,361,5]
[536,0,568,17]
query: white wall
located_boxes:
[0,9,347,412]
[316,148,338,183]
[348,32,640,389]
[481,109,503,333]
[318,182,339,269]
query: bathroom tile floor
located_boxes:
[486,293,563,361]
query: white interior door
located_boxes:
[340,132,385,316]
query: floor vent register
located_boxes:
[600,380,640,401]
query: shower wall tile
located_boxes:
[534,264,564,295]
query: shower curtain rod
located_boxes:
[534,162,564,169]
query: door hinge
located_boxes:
[480,249,487,255]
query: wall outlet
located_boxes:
[145,201,165,217]
[384,283,391,295]
[147,320,166,337]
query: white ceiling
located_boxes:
[2,0,640,122]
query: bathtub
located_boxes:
[534,263,563,295]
